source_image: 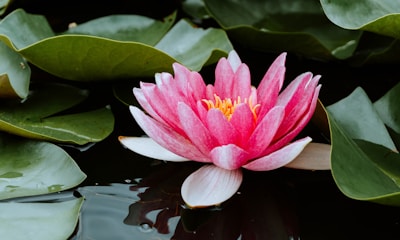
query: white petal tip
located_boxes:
[118,136,189,162]
[181,165,243,208]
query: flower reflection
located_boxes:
[120,50,320,207]
[124,162,299,239]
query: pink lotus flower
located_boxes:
[119,50,321,208]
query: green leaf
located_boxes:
[327,87,400,206]
[0,9,233,81]
[204,0,361,60]
[327,87,395,150]
[182,0,210,20]
[0,41,30,98]
[65,11,176,45]
[0,8,54,49]
[0,83,114,144]
[347,35,400,66]
[0,197,84,240]
[0,133,86,200]
[0,0,12,16]
[155,19,233,70]
[373,81,400,134]
[321,0,400,39]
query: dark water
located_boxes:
[64,128,400,240]
[7,1,400,239]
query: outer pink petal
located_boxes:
[276,72,312,110]
[243,137,312,171]
[140,82,183,134]
[178,102,218,155]
[118,136,189,162]
[256,53,286,116]
[266,85,321,155]
[181,165,243,208]
[133,88,165,124]
[172,63,207,105]
[274,75,320,139]
[130,106,210,162]
[210,144,249,170]
[246,106,285,158]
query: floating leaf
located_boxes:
[327,86,400,206]
[0,41,30,98]
[65,12,176,45]
[373,81,400,133]
[321,0,400,39]
[0,197,84,240]
[0,9,233,81]
[0,83,114,144]
[204,0,361,60]
[0,133,86,200]
[0,0,12,16]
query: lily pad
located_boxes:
[204,0,361,60]
[0,197,84,240]
[0,9,233,81]
[327,86,400,206]
[65,11,176,45]
[0,133,86,200]
[0,83,114,144]
[0,41,30,99]
[321,0,400,39]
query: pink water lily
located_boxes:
[119,50,321,208]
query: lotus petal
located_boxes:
[118,136,189,161]
[181,165,243,208]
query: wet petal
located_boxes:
[243,137,312,171]
[181,165,243,208]
[118,136,189,162]
[210,144,249,170]
[130,106,209,162]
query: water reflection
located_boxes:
[74,162,299,239]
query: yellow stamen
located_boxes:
[202,94,260,121]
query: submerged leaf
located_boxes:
[0,83,114,144]
[0,133,86,200]
[0,197,84,240]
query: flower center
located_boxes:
[202,94,260,121]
